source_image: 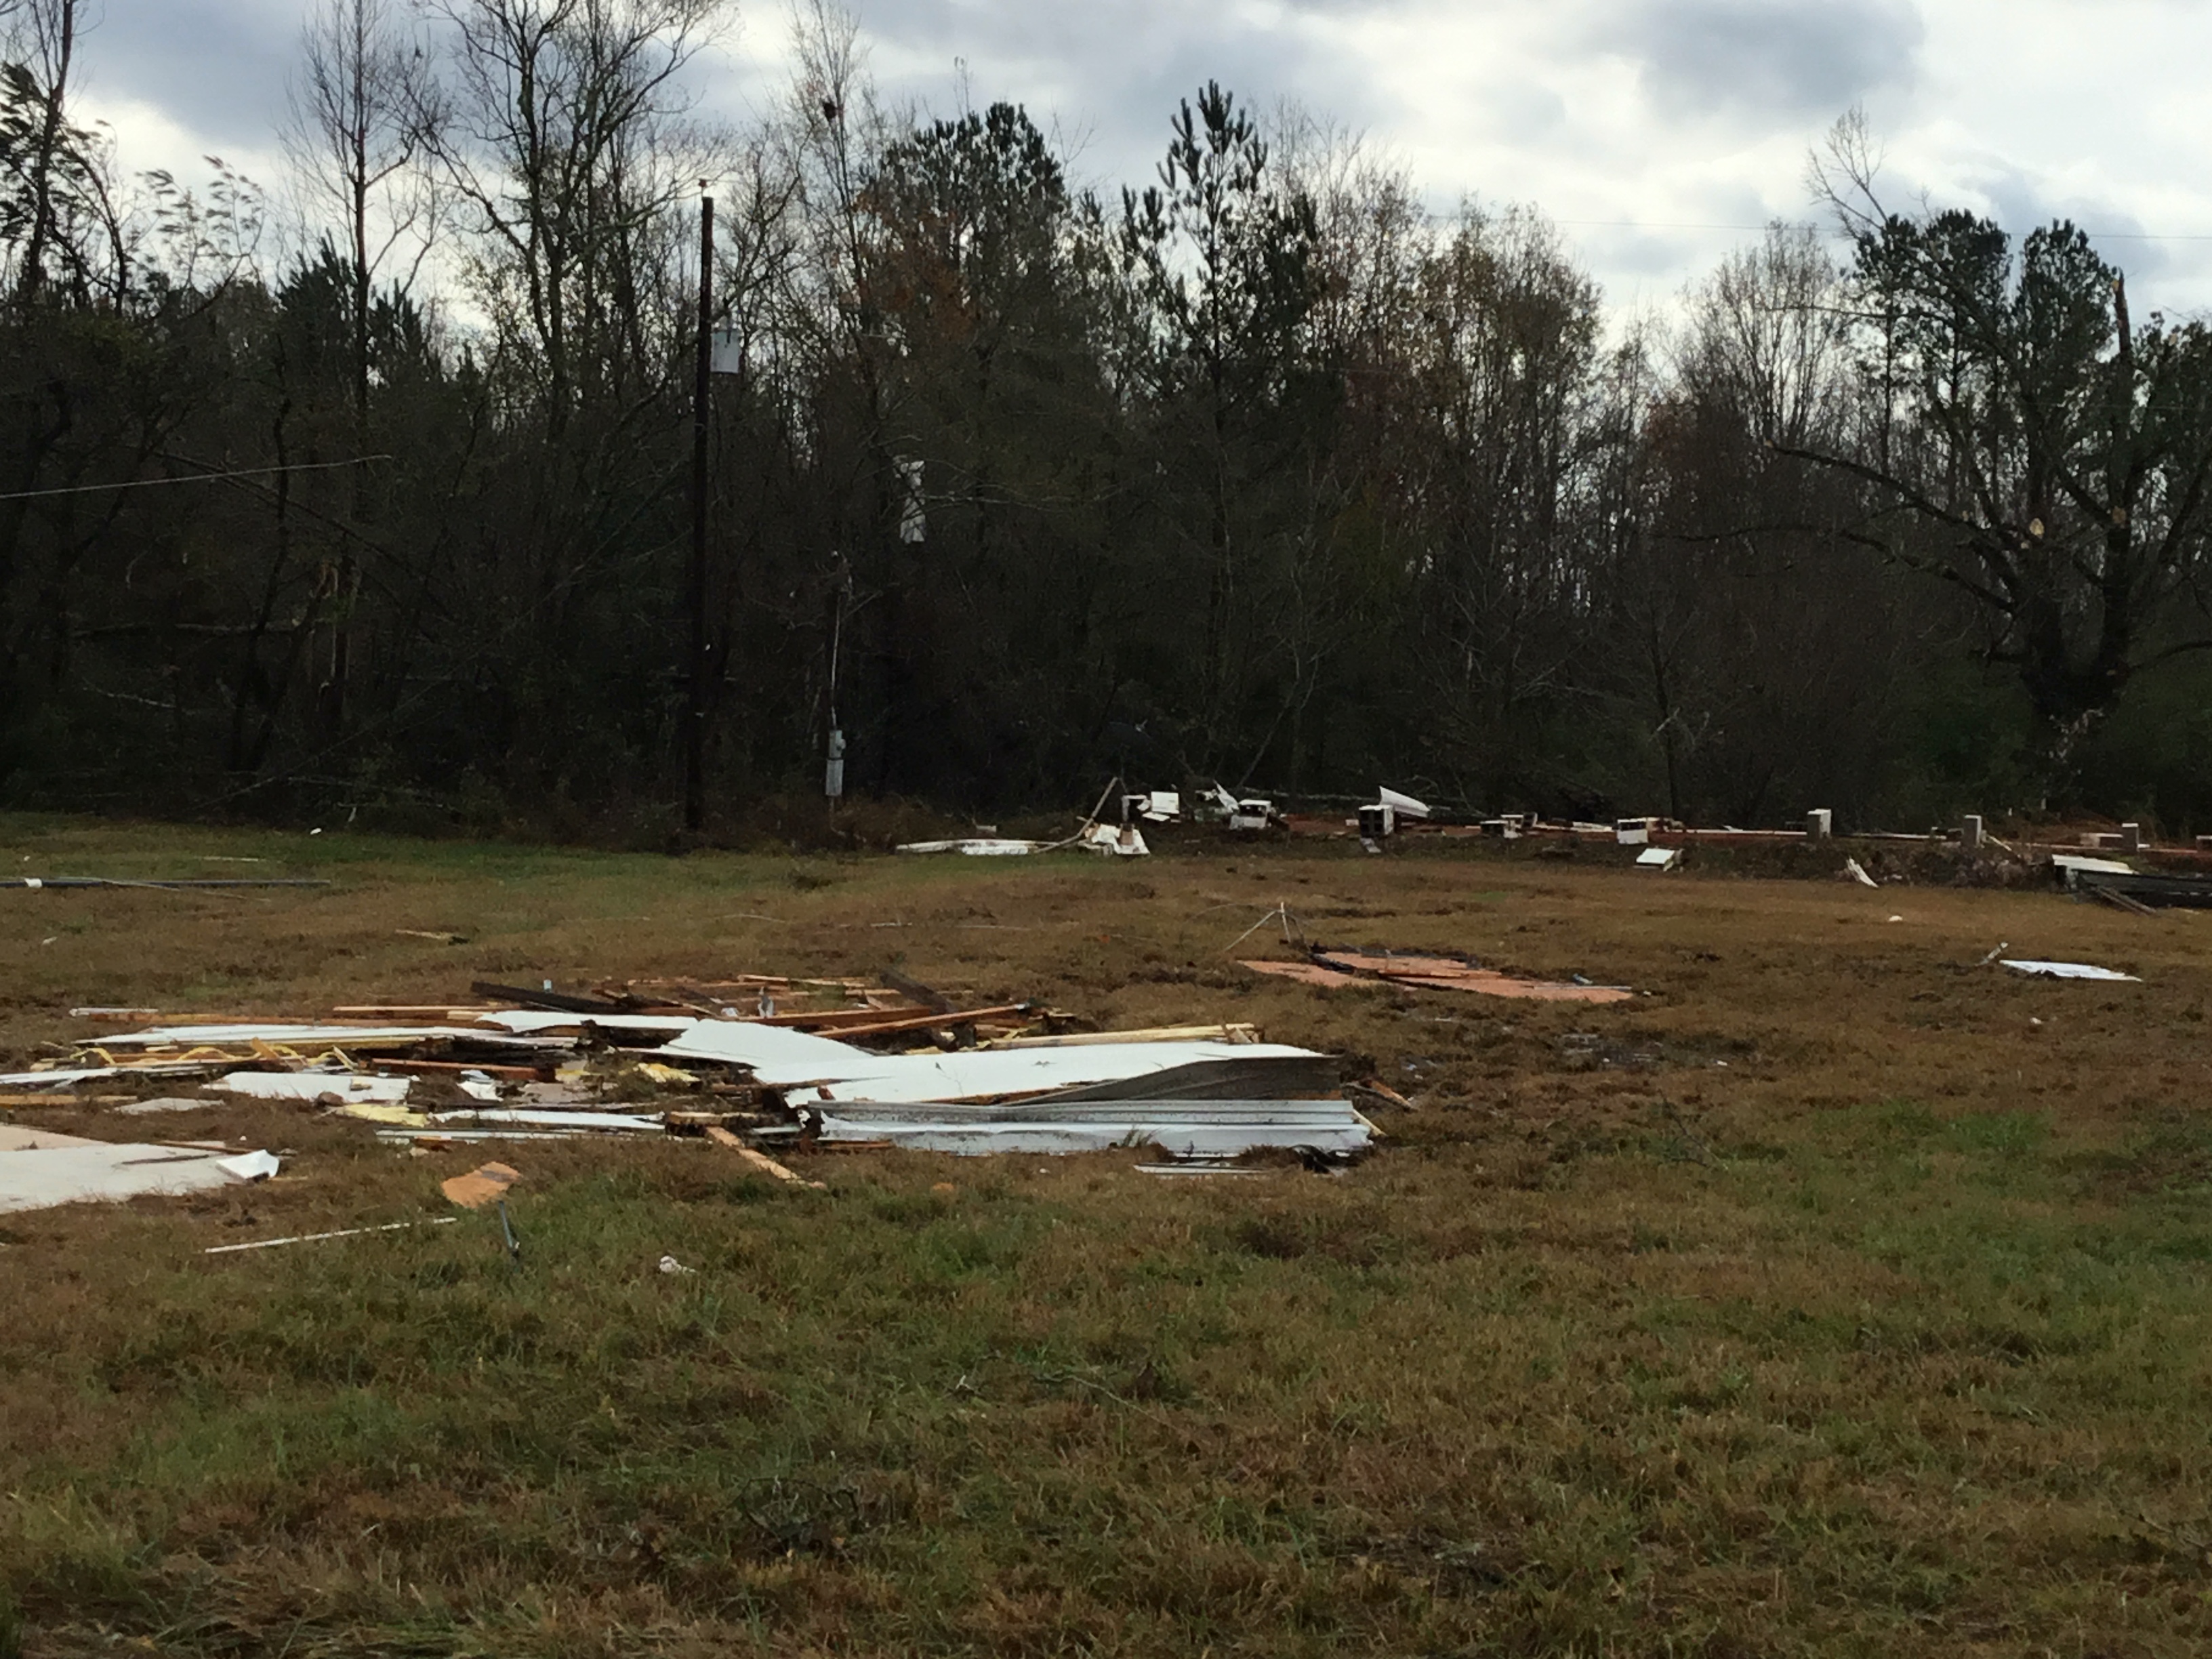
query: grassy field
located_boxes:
[3,813,2211,1657]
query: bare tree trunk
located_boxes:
[13,0,78,307]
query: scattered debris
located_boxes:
[802,1099,1374,1158]
[2070,869,2212,912]
[2053,853,2136,879]
[1843,858,1879,888]
[2086,882,2158,916]
[1225,900,1305,953]
[205,1217,458,1255]
[1356,785,1430,844]
[1240,958,1360,987]
[1,967,1380,1215]
[1635,847,1681,869]
[987,1023,1257,1049]
[1122,790,1181,823]
[895,838,1041,856]
[704,1125,824,1187]
[216,1071,412,1103]
[1194,783,1282,832]
[2001,960,2141,983]
[441,1162,522,1208]
[1244,949,1634,1004]
[1082,821,1149,856]
[0,1139,279,1214]
[1136,1161,1267,1177]
[3,876,328,891]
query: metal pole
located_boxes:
[685,190,713,833]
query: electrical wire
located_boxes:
[0,455,390,503]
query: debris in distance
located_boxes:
[1244,949,1635,1004]
[1635,847,1681,869]
[2051,853,2135,878]
[112,1097,217,1115]
[1240,959,1361,988]
[896,838,1040,856]
[2069,868,2212,911]
[442,1161,522,1208]
[1377,786,1430,819]
[658,1254,697,1275]
[1843,858,1879,888]
[1122,790,1181,823]
[2085,882,2158,916]
[1082,822,1149,856]
[2001,960,2142,982]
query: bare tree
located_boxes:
[423,0,733,436]
[0,0,125,305]
[284,0,440,429]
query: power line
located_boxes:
[0,455,390,503]
[1551,217,2212,241]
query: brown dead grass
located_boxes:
[3,815,2212,1656]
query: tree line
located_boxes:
[5,0,2212,838]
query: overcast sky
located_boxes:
[63,0,2212,319]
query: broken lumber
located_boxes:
[703,1125,824,1189]
[820,1003,1031,1040]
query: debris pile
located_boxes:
[0,972,1378,1211]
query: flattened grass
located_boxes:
[4,815,2212,1654]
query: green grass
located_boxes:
[6,814,2212,1654]
[9,1122,2212,1656]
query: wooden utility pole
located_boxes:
[685,190,714,833]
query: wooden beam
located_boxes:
[703,1125,825,1189]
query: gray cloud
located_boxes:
[1606,0,1924,119]
[78,0,300,159]
[825,0,1391,190]
[1967,163,2176,288]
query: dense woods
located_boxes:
[5,0,2212,837]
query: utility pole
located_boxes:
[685,188,713,834]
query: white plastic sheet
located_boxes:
[2001,960,2141,982]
